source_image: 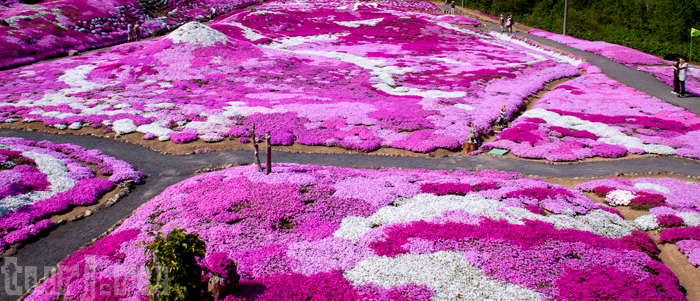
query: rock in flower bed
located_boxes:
[0,0,582,153]
[0,137,143,251]
[483,63,700,161]
[0,0,261,70]
[576,177,700,267]
[26,164,687,300]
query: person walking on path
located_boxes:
[673,58,680,94]
[450,1,455,15]
[499,14,505,32]
[677,57,689,98]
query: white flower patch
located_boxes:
[0,151,77,215]
[167,21,229,46]
[112,119,137,135]
[633,182,671,194]
[333,194,638,242]
[522,109,676,155]
[633,214,659,231]
[677,211,700,227]
[136,120,174,139]
[605,190,635,206]
[335,18,384,28]
[454,104,474,111]
[344,251,543,301]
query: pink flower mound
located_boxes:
[0,0,581,153]
[27,165,676,300]
[486,65,700,161]
[0,166,50,199]
[576,177,700,210]
[227,272,360,301]
[528,29,667,66]
[0,137,144,250]
[555,261,684,301]
[675,240,700,266]
[169,132,198,144]
[657,215,684,227]
[659,227,700,244]
[420,182,474,195]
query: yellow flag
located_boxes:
[692,28,700,37]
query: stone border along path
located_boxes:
[3,11,700,300]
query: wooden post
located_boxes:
[252,125,262,172]
[265,132,271,175]
[691,36,693,63]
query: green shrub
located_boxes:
[145,228,206,301]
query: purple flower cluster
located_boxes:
[27,164,684,300]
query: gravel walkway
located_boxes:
[2,15,700,300]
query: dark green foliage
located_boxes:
[145,228,206,301]
[461,0,700,60]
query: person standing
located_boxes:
[210,6,217,20]
[134,23,141,41]
[127,23,132,41]
[678,57,689,98]
[507,15,513,33]
[499,14,505,32]
[672,58,680,94]
[450,1,455,15]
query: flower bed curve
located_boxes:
[26,164,686,300]
[0,137,143,251]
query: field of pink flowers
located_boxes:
[0,0,583,153]
[0,0,260,70]
[26,164,687,300]
[577,177,700,268]
[0,137,143,251]
[483,63,700,161]
[528,29,699,97]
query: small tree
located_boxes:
[145,228,206,301]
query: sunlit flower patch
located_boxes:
[0,137,143,251]
[27,164,686,300]
[483,63,700,161]
[0,0,581,153]
[577,177,700,267]
[0,0,260,69]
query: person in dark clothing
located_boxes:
[450,1,455,15]
[673,59,680,95]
